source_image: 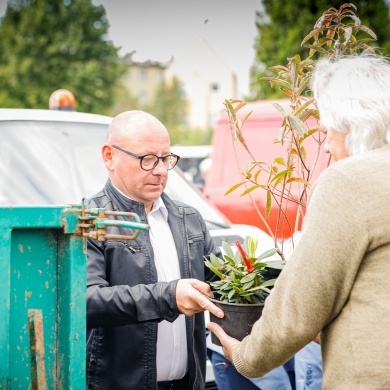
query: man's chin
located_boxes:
[147,189,164,200]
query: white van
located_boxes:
[0,108,279,389]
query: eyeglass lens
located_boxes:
[141,154,178,170]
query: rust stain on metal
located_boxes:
[28,309,48,390]
[18,244,24,253]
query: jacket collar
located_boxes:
[105,179,172,221]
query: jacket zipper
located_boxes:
[181,207,199,390]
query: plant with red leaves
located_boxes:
[204,237,283,304]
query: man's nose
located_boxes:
[152,158,168,172]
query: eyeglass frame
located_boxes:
[111,145,180,171]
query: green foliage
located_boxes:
[128,75,211,145]
[250,0,390,100]
[204,237,283,304]
[146,76,187,136]
[109,73,209,144]
[107,85,139,117]
[169,127,212,146]
[0,0,126,114]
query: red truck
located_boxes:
[203,99,332,240]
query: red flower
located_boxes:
[235,241,254,273]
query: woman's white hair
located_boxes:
[310,53,390,155]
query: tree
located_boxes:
[249,0,390,100]
[0,0,126,114]
[146,76,189,145]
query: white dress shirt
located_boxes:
[148,198,188,381]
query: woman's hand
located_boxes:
[207,322,240,362]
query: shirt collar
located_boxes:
[150,197,168,221]
[111,182,168,221]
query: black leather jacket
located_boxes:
[86,180,220,390]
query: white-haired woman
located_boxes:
[208,53,390,390]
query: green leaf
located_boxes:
[204,259,212,268]
[248,294,263,304]
[225,181,246,195]
[257,247,278,260]
[286,177,309,185]
[228,289,236,300]
[221,282,233,290]
[247,236,258,257]
[226,265,242,276]
[260,279,278,288]
[241,272,257,283]
[253,169,262,182]
[242,281,255,290]
[266,78,292,90]
[265,189,272,217]
[266,260,286,269]
[233,249,241,264]
[287,115,307,138]
[208,266,224,278]
[272,102,288,117]
[222,241,234,259]
[209,253,223,268]
[223,255,236,266]
[301,128,318,140]
[247,279,275,293]
[302,44,329,55]
[359,25,377,40]
[270,168,291,184]
[253,262,267,270]
[242,110,254,126]
[259,287,272,294]
[241,184,264,196]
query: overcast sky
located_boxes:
[0,0,262,97]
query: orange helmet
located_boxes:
[49,89,76,110]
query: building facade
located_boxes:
[123,36,237,131]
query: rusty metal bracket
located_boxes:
[69,199,150,253]
[28,309,48,390]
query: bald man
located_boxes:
[86,111,223,390]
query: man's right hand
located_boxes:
[176,279,224,318]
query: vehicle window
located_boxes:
[0,120,107,205]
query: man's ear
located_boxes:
[102,144,115,171]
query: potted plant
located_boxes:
[205,2,378,341]
[205,237,283,345]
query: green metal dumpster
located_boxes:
[0,205,86,389]
[0,204,148,389]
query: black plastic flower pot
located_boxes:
[208,297,264,346]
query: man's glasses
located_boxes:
[112,145,180,171]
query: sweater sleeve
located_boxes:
[232,165,369,378]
